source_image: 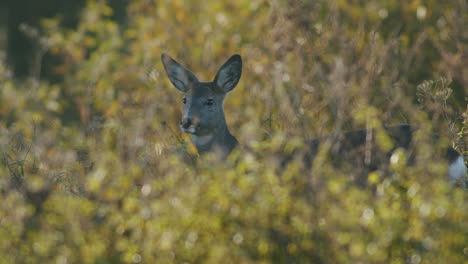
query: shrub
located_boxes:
[1,1,466,263]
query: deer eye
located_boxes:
[205,99,214,106]
[182,97,187,104]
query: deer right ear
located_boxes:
[214,54,242,93]
[161,53,198,92]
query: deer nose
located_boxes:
[181,117,192,129]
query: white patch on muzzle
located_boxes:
[186,126,197,134]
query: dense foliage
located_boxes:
[0,0,467,263]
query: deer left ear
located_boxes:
[161,53,198,93]
[214,54,242,93]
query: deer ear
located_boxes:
[214,54,242,93]
[161,53,198,92]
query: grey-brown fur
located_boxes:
[161,53,241,159]
[161,53,466,185]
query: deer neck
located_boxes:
[192,124,238,158]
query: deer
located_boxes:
[161,53,467,186]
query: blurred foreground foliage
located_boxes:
[0,0,467,263]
